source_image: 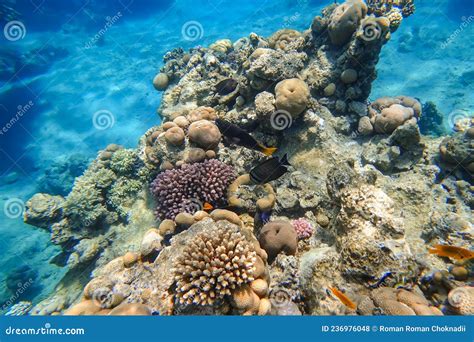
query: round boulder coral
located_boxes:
[164,126,185,146]
[150,159,236,220]
[173,222,257,306]
[275,78,310,118]
[258,220,298,261]
[188,120,222,149]
[153,73,169,91]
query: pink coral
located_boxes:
[292,218,314,240]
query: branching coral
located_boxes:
[150,159,236,220]
[292,218,314,240]
[173,222,257,306]
[366,0,415,18]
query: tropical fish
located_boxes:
[250,154,290,184]
[330,287,357,310]
[369,271,393,289]
[214,78,238,96]
[215,119,277,156]
[203,202,214,211]
[428,244,474,261]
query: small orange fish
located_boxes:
[203,202,214,211]
[330,287,356,310]
[428,244,474,261]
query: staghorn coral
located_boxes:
[292,218,314,240]
[109,149,139,176]
[150,159,236,220]
[173,222,257,306]
[107,178,143,219]
[63,176,110,228]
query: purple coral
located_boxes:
[150,159,236,220]
[292,218,314,240]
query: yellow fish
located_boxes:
[330,287,357,310]
[428,244,474,261]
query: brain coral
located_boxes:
[173,221,257,306]
[150,159,236,220]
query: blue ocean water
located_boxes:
[0,0,472,310]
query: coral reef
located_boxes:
[23,0,473,318]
